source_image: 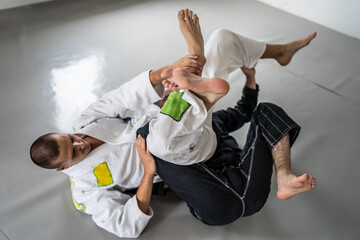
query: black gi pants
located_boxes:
[137,87,300,226]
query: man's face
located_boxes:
[52,133,92,171]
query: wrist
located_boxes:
[149,66,170,86]
[143,172,155,179]
[246,76,255,81]
[245,78,256,90]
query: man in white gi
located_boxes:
[30,9,317,238]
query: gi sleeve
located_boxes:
[213,85,259,133]
[72,187,153,238]
[147,90,217,165]
[74,71,164,130]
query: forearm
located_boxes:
[149,66,170,87]
[74,71,163,129]
[136,173,155,214]
[245,76,256,90]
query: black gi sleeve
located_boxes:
[212,84,259,133]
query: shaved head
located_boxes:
[30,133,62,169]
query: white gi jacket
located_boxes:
[61,71,218,238]
[62,71,164,238]
[60,29,267,238]
[147,90,217,165]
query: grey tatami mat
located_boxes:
[0,0,359,239]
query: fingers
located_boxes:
[186,66,201,75]
[179,55,202,68]
[146,146,152,157]
[136,135,156,175]
[136,135,145,152]
[240,66,256,76]
[240,66,254,71]
[137,134,154,160]
[185,58,201,64]
[178,58,201,65]
[179,61,201,69]
[172,55,202,73]
[181,54,199,60]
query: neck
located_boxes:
[84,136,105,151]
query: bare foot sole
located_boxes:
[277,173,317,200]
[178,9,206,66]
[278,32,317,66]
[161,68,229,108]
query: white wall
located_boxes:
[0,0,53,10]
[257,0,360,39]
[1,0,359,39]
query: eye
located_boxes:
[69,135,76,158]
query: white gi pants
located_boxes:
[147,29,266,165]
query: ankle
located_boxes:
[189,47,205,61]
[199,56,206,67]
[277,170,292,179]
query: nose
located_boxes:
[73,141,85,150]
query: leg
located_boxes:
[137,124,243,225]
[202,29,316,79]
[243,103,316,205]
[156,158,243,225]
[272,133,317,200]
[261,32,317,66]
[177,9,206,68]
[161,68,229,110]
[202,29,266,79]
[163,9,229,109]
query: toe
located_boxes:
[184,9,189,21]
[298,173,310,183]
[193,13,199,23]
[189,10,193,20]
[162,80,170,88]
[178,9,185,21]
[308,32,317,40]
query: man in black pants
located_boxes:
[137,8,317,226]
[137,65,316,225]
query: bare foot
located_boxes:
[178,9,206,66]
[277,173,317,200]
[161,68,229,109]
[277,32,317,66]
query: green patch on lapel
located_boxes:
[160,92,191,122]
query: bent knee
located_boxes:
[209,28,235,44]
[191,199,242,226]
[256,102,280,113]
[195,206,241,226]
